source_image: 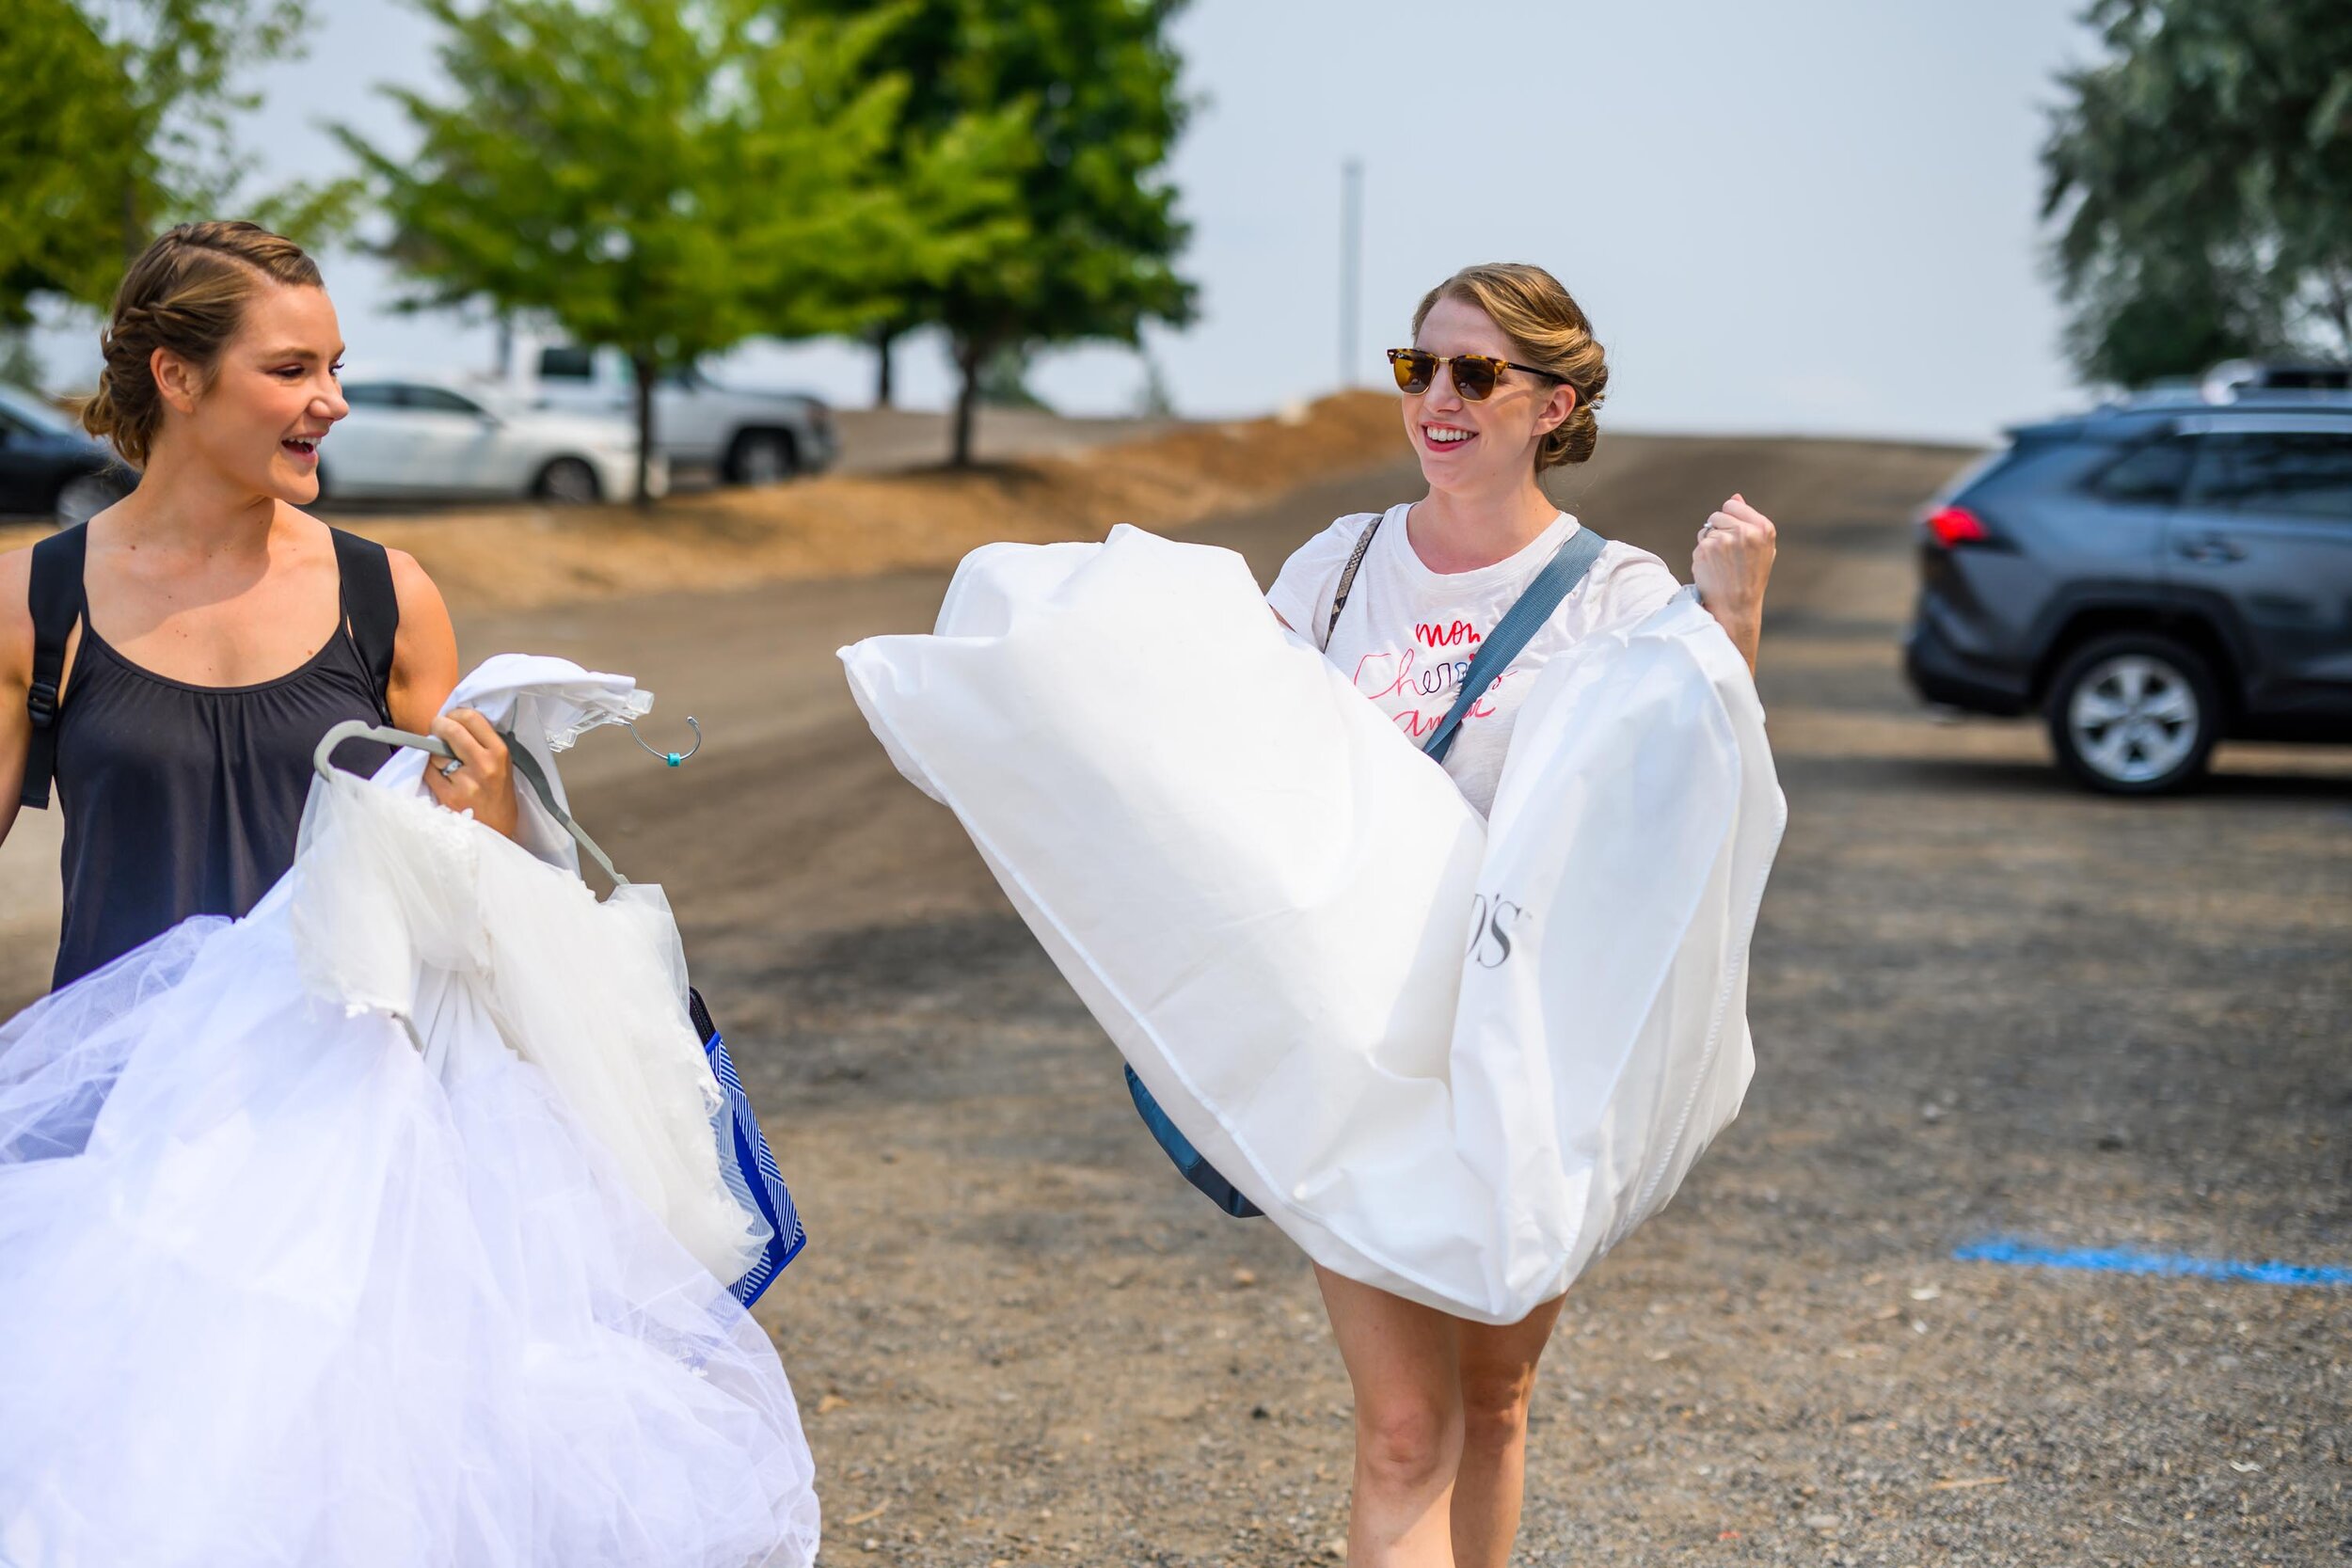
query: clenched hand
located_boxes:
[1692,494,1776,672]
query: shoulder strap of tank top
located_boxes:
[20,524,89,811]
[1321,512,1386,651]
[330,528,399,722]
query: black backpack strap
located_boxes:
[330,528,399,723]
[20,525,89,811]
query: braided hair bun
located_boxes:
[83,221,325,469]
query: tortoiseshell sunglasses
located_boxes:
[1387,348,1563,401]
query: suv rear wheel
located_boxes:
[2044,632,2221,795]
[724,428,797,485]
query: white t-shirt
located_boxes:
[1266,503,1683,816]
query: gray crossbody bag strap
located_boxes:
[1321,514,1386,650]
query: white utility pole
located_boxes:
[1339,158,1364,388]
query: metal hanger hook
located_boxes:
[627,715,702,768]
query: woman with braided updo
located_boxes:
[0,222,827,1568]
[0,220,516,989]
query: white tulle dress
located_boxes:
[0,657,819,1568]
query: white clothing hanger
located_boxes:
[311,720,630,887]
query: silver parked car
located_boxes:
[525,345,835,483]
[320,373,664,504]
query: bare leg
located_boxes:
[1314,1264,1465,1568]
[1449,1292,1567,1568]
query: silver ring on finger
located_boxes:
[440,757,464,778]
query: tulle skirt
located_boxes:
[0,903,820,1566]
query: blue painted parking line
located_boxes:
[1954,1236,2352,1288]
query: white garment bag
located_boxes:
[1445,592,1782,1316]
[842,527,1784,1323]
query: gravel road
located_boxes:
[4,433,2344,1565]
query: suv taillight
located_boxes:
[1924,504,1990,547]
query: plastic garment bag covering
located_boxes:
[0,656,819,1568]
[841,527,1784,1323]
[293,655,771,1285]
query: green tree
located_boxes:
[336,0,911,503]
[785,50,1036,411]
[0,0,308,328]
[2042,0,2352,386]
[794,0,1197,465]
[0,3,128,326]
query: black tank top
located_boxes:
[23,526,400,990]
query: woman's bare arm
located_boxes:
[384,547,518,839]
[0,547,37,850]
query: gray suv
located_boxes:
[1904,368,2352,793]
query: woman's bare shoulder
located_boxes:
[382,544,445,612]
[381,544,458,687]
[301,509,445,625]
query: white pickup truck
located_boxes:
[519,344,837,484]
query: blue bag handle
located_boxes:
[689,988,807,1304]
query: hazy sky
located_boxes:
[33,1,2098,441]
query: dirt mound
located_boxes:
[0,393,1405,610]
[2,407,1984,620]
[406,392,1405,611]
[434,394,1411,612]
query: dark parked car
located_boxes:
[1904,365,2352,793]
[0,384,135,528]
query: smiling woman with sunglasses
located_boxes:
[1263,262,1777,1568]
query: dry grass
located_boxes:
[1,393,1408,613]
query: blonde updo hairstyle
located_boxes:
[1411,262,1607,470]
[82,221,326,469]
